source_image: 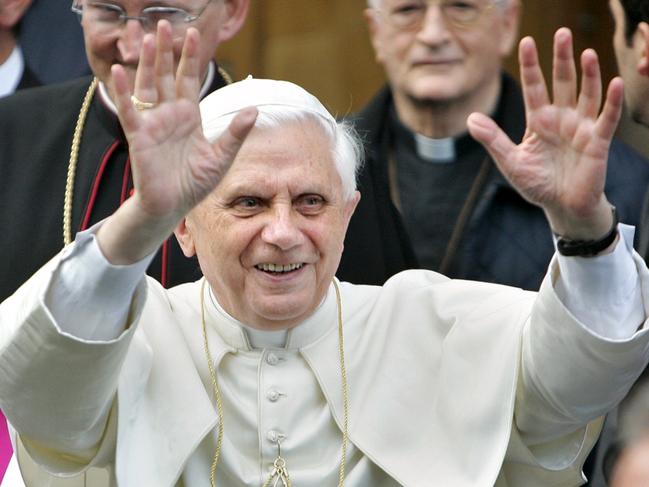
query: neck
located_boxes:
[0,32,17,65]
[392,75,502,139]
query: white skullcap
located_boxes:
[200,76,336,141]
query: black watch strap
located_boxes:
[555,206,619,257]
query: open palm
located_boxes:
[96,22,256,265]
[468,28,623,239]
[112,23,256,222]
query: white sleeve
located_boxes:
[554,224,645,339]
[46,225,155,341]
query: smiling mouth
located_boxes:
[255,263,304,275]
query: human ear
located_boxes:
[216,0,251,43]
[343,191,361,226]
[498,0,522,57]
[636,22,649,76]
[174,217,198,258]
[364,8,386,64]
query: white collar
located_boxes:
[204,279,338,351]
[0,46,24,98]
[414,132,456,163]
[97,61,217,114]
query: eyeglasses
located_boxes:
[71,0,213,37]
[378,0,496,31]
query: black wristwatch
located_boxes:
[555,206,619,257]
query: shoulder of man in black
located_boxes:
[16,63,42,91]
[0,75,97,181]
[0,76,95,132]
[0,76,97,302]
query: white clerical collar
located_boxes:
[204,280,338,351]
[414,132,456,163]
[97,61,216,114]
[0,46,24,98]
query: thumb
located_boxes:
[184,106,258,210]
[213,106,259,163]
[467,112,517,172]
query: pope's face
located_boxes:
[177,120,359,330]
[610,0,649,126]
[79,0,246,100]
[366,0,519,104]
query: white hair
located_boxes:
[204,108,363,202]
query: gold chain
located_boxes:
[62,66,233,247]
[63,77,98,246]
[217,65,233,85]
[200,279,349,487]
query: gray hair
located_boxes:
[205,108,363,202]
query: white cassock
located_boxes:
[1,225,649,487]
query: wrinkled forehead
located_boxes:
[229,121,337,176]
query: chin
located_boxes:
[252,298,312,328]
[407,79,464,104]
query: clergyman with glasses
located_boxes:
[337,0,649,291]
[0,0,250,304]
[0,0,249,482]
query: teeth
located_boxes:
[256,263,303,273]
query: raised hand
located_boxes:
[97,21,257,264]
[467,28,623,241]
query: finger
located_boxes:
[467,112,517,176]
[576,49,603,119]
[552,28,577,107]
[519,36,550,118]
[112,64,140,135]
[176,27,201,102]
[155,20,175,102]
[212,107,259,167]
[594,77,624,142]
[133,33,158,105]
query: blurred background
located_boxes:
[19,0,648,155]
[215,0,648,155]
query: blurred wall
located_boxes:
[217,0,382,117]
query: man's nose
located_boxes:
[261,207,305,251]
[416,4,453,45]
[116,19,145,64]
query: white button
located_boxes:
[267,430,278,442]
[266,353,280,365]
[267,389,280,402]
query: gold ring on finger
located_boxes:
[131,95,157,111]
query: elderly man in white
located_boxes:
[1,21,649,487]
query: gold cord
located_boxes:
[334,279,349,486]
[217,65,233,85]
[63,77,98,246]
[200,279,349,487]
[200,280,226,486]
